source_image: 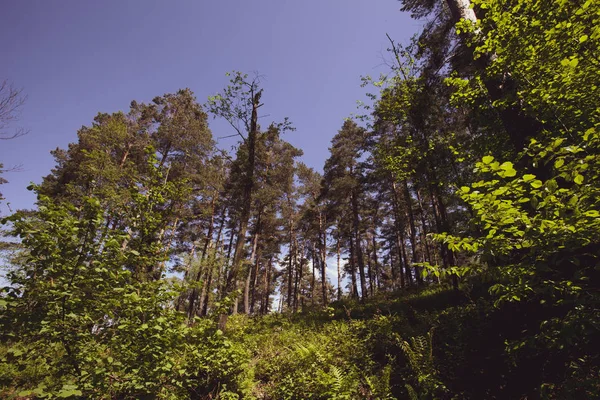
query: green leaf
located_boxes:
[579,35,588,43]
[502,168,517,177]
[569,58,579,68]
[57,385,82,398]
[482,155,494,164]
[574,174,584,185]
[57,389,83,398]
[554,159,564,169]
[530,180,543,189]
[8,347,23,357]
[460,186,470,193]
[568,195,579,206]
[522,174,536,182]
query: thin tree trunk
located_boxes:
[250,248,261,314]
[219,222,237,301]
[319,212,328,306]
[244,229,259,314]
[351,191,368,299]
[287,233,294,310]
[403,181,423,285]
[177,245,196,312]
[219,89,262,330]
[390,178,409,288]
[415,187,433,265]
[263,256,273,314]
[293,240,303,312]
[336,230,342,300]
[366,237,374,297]
[371,233,380,291]
[119,143,132,168]
[311,242,317,305]
[349,237,358,299]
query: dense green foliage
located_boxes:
[1,0,599,398]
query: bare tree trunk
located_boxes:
[351,190,368,300]
[219,222,237,301]
[319,212,328,306]
[244,229,259,314]
[176,245,196,312]
[403,181,423,285]
[366,237,374,297]
[445,0,476,24]
[219,90,262,330]
[430,181,459,291]
[349,237,358,299]
[293,241,303,312]
[200,210,227,316]
[250,249,261,314]
[311,242,317,305]
[415,187,433,265]
[336,230,342,300]
[287,231,294,310]
[262,256,273,314]
[371,232,381,291]
[390,179,403,288]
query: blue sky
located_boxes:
[0,0,421,214]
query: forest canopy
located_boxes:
[1,0,599,398]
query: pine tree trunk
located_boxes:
[201,210,227,316]
[244,229,259,314]
[311,242,317,305]
[336,231,342,300]
[218,222,237,300]
[262,256,273,314]
[351,191,368,299]
[219,90,261,330]
[287,229,294,309]
[250,248,261,314]
[293,240,301,312]
[176,245,196,312]
[371,232,381,291]
[349,237,358,299]
[319,212,328,306]
[366,236,374,297]
[390,179,405,288]
[415,187,433,265]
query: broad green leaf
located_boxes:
[482,155,494,164]
[530,180,543,189]
[522,174,536,182]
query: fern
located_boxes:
[399,328,447,398]
[329,364,344,394]
[405,384,419,400]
